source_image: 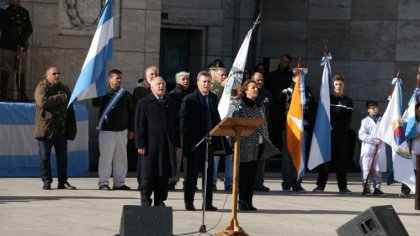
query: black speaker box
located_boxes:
[336,205,409,236]
[119,205,173,236]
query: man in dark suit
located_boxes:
[180,71,220,211]
[135,77,180,206]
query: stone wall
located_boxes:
[4,0,161,163]
[260,0,420,130]
[5,0,420,164]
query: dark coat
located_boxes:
[133,79,151,105]
[180,89,221,157]
[0,3,33,50]
[34,79,76,140]
[92,87,135,132]
[168,83,193,112]
[135,93,181,178]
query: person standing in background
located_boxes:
[92,69,134,191]
[313,75,353,193]
[0,0,33,101]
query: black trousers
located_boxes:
[239,160,257,203]
[184,148,214,205]
[140,176,169,206]
[316,131,348,190]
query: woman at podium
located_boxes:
[232,79,273,211]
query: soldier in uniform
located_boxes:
[0,0,33,101]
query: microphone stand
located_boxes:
[191,133,212,234]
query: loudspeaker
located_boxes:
[336,205,408,236]
[119,205,173,236]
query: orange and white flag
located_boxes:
[286,67,307,180]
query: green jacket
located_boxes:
[33,79,77,140]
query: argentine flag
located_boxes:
[307,53,332,170]
[402,89,418,140]
[68,0,114,106]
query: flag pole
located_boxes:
[363,144,380,194]
[251,13,261,31]
[415,66,420,210]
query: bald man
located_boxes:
[135,77,180,206]
[34,66,76,190]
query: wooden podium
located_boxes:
[210,117,264,236]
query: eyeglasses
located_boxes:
[51,72,60,76]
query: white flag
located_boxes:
[218,29,253,119]
[377,78,416,193]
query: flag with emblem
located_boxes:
[377,78,416,193]
[286,65,307,180]
[218,15,260,119]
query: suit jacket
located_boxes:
[180,89,221,157]
[135,93,180,178]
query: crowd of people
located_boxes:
[2,0,416,213]
[31,51,419,212]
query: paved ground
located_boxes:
[1,173,419,236]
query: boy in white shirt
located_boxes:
[358,101,387,195]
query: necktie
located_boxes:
[204,95,211,130]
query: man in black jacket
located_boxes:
[266,54,293,151]
[313,74,353,193]
[168,71,193,190]
[135,77,180,206]
[180,71,220,211]
[92,69,134,191]
[0,0,33,101]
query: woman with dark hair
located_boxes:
[232,80,273,211]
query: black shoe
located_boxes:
[99,184,111,190]
[225,185,232,192]
[168,182,176,191]
[313,186,324,193]
[254,185,270,192]
[154,201,166,206]
[205,204,218,211]
[339,188,352,194]
[42,182,51,190]
[58,182,76,190]
[362,188,371,196]
[373,188,386,196]
[247,202,257,211]
[292,186,306,193]
[113,185,131,190]
[238,200,250,211]
[185,202,195,211]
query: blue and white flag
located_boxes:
[68,0,114,106]
[307,52,332,170]
[377,78,416,193]
[402,89,418,140]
